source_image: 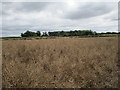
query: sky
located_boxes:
[1,0,118,37]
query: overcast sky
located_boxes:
[1,1,118,37]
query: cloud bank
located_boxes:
[2,2,118,37]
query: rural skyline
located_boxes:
[1,1,118,37]
[2,0,119,88]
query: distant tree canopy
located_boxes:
[21,31,41,37]
[101,32,118,34]
[42,32,48,36]
[21,30,119,37]
[48,30,98,37]
[36,31,41,36]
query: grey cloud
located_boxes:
[2,26,31,31]
[64,2,116,20]
[1,2,118,37]
[2,25,34,37]
[2,2,51,15]
[112,18,119,21]
[16,2,51,12]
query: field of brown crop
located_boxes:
[2,37,119,88]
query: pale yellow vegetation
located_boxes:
[2,37,119,88]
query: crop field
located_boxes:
[2,37,119,88]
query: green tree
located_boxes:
[36,31,41,37]
[21,30,37,37]
[42,32,48,36]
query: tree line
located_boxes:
[21,30,119,37]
